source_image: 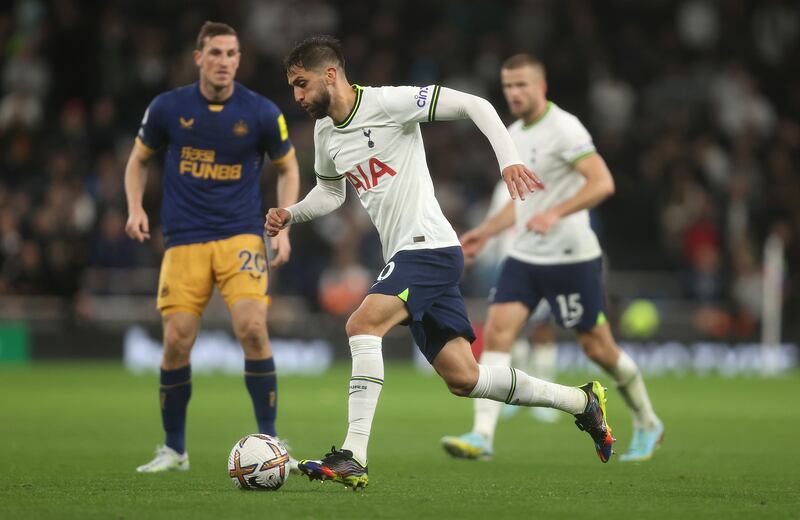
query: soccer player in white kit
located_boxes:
[441,54,664,463]
[481,180,561,424]
[265,36,615,489]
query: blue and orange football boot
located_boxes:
[574,381,615,463]
[298,446,368,490]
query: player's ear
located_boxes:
[324,66,337,85]
[193,49,203,68]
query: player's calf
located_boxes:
[433,338,480,396]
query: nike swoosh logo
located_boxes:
[332,147,343,160]
[349,390,364,396]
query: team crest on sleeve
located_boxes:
[179,117,195,130]
[233,120,249,137]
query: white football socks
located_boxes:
[608,350,659,429]
[341,335,384,465]
[472,351,511,445]
[469,363,587,415]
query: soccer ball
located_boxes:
[228,434,289,490]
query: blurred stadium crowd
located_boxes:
[0,0,798,340]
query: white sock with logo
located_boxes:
[472,351,511,445]
[469,364,586,415]
[341,335,383,465]
[607,350,659,429]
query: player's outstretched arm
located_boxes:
[264,176,346,237]
[433,88,545,200]
[460,200,516,260]
[269,152,301,267]
[527,153,614,234]
[124,142,153,242]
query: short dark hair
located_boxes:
[196,21,237,51]
[284,35,345,73]
[502,53,546,79]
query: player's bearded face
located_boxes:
[288,67,332,119]
[304,81,332,119]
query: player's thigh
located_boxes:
[213,234,271,309]
[541,258,606,331]
[484,301,530,351]
[431,336,479,395]
[157,243,215,317]
[346,293,410,337]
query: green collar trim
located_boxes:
[522,101,553,130]
[335,85,363,129]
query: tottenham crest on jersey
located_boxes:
[363,129,374,148]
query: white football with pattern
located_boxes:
[227,434,289,491]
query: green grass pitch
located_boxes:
[1,362,798,519]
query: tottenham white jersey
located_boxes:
[507,102,602,264]
[314,85,459,261]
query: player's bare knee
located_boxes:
[163,324,193,352]
[162,335,192,368]
[444,368,479,397]
[484,327,514,353]
[235,318,266,351]
[345,312,376,337]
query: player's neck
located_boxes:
[328,84,358,125]
[521,99,549,126]
[199,79,235,103]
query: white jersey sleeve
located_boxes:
[377,85,442,125]
[380,86,522,172]
[557,115,596,164]
[286,121,347,224]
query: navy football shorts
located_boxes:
[368,246,476,364]
[490,256,606,332]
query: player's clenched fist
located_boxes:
[265,208,290,237]
[502,163,544,201]
[125,208,151,242]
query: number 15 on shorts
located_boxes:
[555,293,583,328]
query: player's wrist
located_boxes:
[549,206,566,219]
[477,223,494,238]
